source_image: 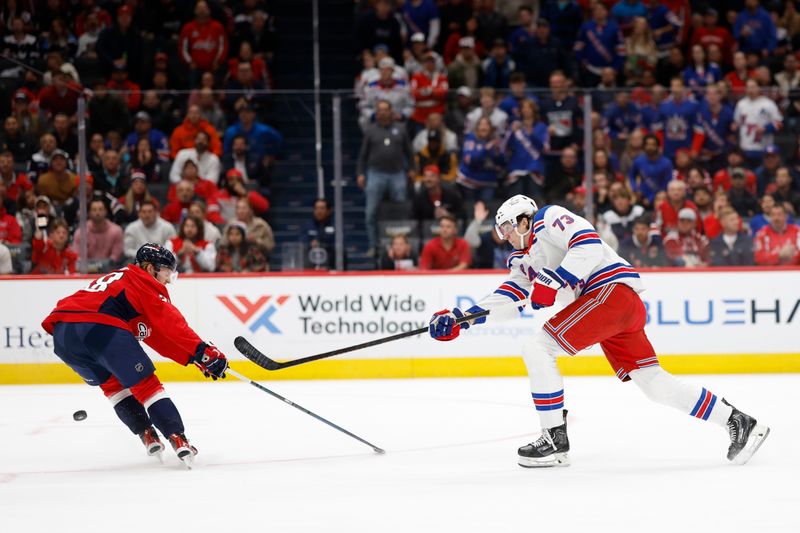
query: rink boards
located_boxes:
[1,268,799,383]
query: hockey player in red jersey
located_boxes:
[42,243,229,467]
[429,195,770,467]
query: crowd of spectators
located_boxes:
[0,0,283,275]
[355,0,800,271]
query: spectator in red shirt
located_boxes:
[419,214,472,270]
[0,150,33,206]
[712,147,757,195]
[754,204,800,265]
[169,105,223,158]
[162,179,224,226]
[38,69,81,118]
[179,0,228,76]
[410,50,449,131]
[664,208,711,267]
[0,194,22,245]
[657,179,702,235]
[689,8,735,66]
[216,168,269,221]
[167,157,219,204]
[106,66,141,111]
[724,51,754,97]
[31,218,77,274]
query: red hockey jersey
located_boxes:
[42,265,202,365]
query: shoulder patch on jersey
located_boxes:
[532,204,552,225]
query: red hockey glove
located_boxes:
[531,268,565,309]
[192,342,229,380]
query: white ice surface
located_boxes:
[0,375,797,533]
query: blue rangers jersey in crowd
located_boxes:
[457,133,505,189]
[477,204,643,323]
[647,4,682,55]
[697,101,734,158]
[573,19,625,74]
[683,64,722,95]
[602,101,642,139]
[734,7,777,54]
[653,96,704,158]
[628,153,674,204]
[499,93,540,122]
[502,122,549,177]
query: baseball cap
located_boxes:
[678,207,697,221]
[422,50,436,61]
[50,149,69,161]
[135,110,151,122]
[372,44,389,54]
[226,168,244,180]
[13,90,28,101]
[537,18,550,27]
[410,32,425,43]
[154,52,168,62]
[378,57,395,69]
[731,167,747,179]
[456,86,472,98]
[765,144,780,155]
[572,185,587,195]
[131,169,147,181]
[423,164,440,175]
[458,36,475,49]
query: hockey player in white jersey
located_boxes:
[428,195,770,467]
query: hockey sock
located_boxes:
[629,366,733,428]
[523,331,566,429]
[100,375,152,434]
[131,374,185,437]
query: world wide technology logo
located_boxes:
[217,295,290,333]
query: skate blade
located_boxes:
[178,453,194,470]
[518,452,570,468]
[734,424,770,465]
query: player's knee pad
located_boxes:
[130,373,167,409]
[629,366,675,405]
[522,330,561,373]
[99,375,133,406]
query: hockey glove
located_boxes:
[192,342,229,380]
[530,268,565,309]
[429,306,487,341]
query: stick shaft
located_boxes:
[226,368,384,453]
[274,308,492,369]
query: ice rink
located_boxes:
[1,374,797,533]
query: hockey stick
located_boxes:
[234,298,529,371]
[226,368,385,454]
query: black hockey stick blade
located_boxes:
[234,336,280,370]
[234,308,492,372]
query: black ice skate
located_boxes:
[139,426,165,462]
[518,410,570,468]
[722,399,770,465]
[168,433,198,469]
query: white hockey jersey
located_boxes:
[733,96,782,152]
[478,204,644,322]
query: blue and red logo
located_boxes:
[217,295,290,333]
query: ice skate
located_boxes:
[722,399,770,465]
[518,410,570,468]
[139,426,165,462]
[168,433,198,469]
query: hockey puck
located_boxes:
[73,410,87,421]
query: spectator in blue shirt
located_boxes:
[629,134,674,207]
[507,5,535,55]
[456,116,504,202]
[402,0,440,48]
[540,0,583,49]
[574,2,625,86]
[125,111,170,164]
[223,105,283,163]
[482,38,516,89]
[683,44,722,96]
[610,0,647,35]
[502,99,549,203]
[734,0,777,57]
[603,90,641,141]
[498,73,537,121]
[514,18,571,87]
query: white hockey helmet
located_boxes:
[494,194,539,240]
